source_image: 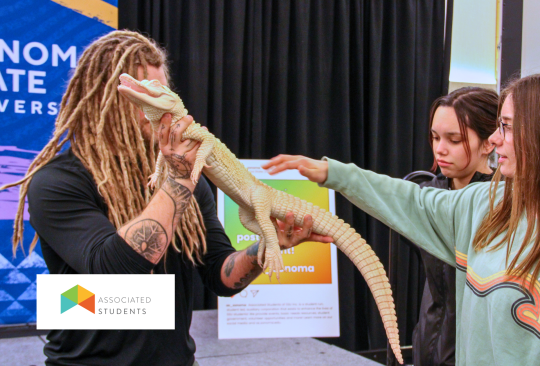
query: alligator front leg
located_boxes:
[182,123,215,184]
[148,152,165,189]
[250,186,283,279]
[238,206,265,265]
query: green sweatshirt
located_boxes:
[322,158,540,366]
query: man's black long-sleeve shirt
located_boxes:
[27,148,239,366]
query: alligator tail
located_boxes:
[271,190,403,364]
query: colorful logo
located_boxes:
[61,285,95,314]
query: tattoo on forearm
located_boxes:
[233,265,260,289]
[246,241,259,257]
[161,177,192,224]
[124,219,168,262]
[224,252,240,277]
[224,243,262,289]
[164,153,192,179]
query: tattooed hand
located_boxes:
[158,113,201,184]
[164,153,192,179]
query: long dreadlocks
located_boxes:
[1,30,207,264]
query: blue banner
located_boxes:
[0,0,117,325]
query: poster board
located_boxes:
[217,160,340,338]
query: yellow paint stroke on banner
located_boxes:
[51,0,118,29]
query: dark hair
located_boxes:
[429,87,499,171]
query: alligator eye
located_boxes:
[149,80,162,87]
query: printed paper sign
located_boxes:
[37,274,174,329]
[217,160,340,338]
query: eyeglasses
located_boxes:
[498,118,512,139]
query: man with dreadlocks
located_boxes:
[1,30,331,366]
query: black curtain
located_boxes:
[119,0,450,352]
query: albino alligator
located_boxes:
[117,73,403,363]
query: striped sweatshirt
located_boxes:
[322,158,540,366]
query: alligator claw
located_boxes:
[148,173,160,190]
[263,247,284,281]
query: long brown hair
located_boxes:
[0,30,206,263]
[428,87,498,171]
[473,74,540,289]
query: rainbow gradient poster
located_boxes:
[217,160,340,339]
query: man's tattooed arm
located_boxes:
[221,241,263,289]
[118,176,194,264]
[161,177,193,228]
[122,219,169,262]
[117,114,201,264]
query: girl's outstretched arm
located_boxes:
[263,154,328,183]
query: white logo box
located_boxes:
[37,274,174,329]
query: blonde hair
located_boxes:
[473,74,540,289]
[1,30,206,264]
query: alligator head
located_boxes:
[118,73,187,130]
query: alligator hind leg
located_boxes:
[250,186,283,279]
[238,206,265,266]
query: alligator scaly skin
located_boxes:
[118,74,403,363]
